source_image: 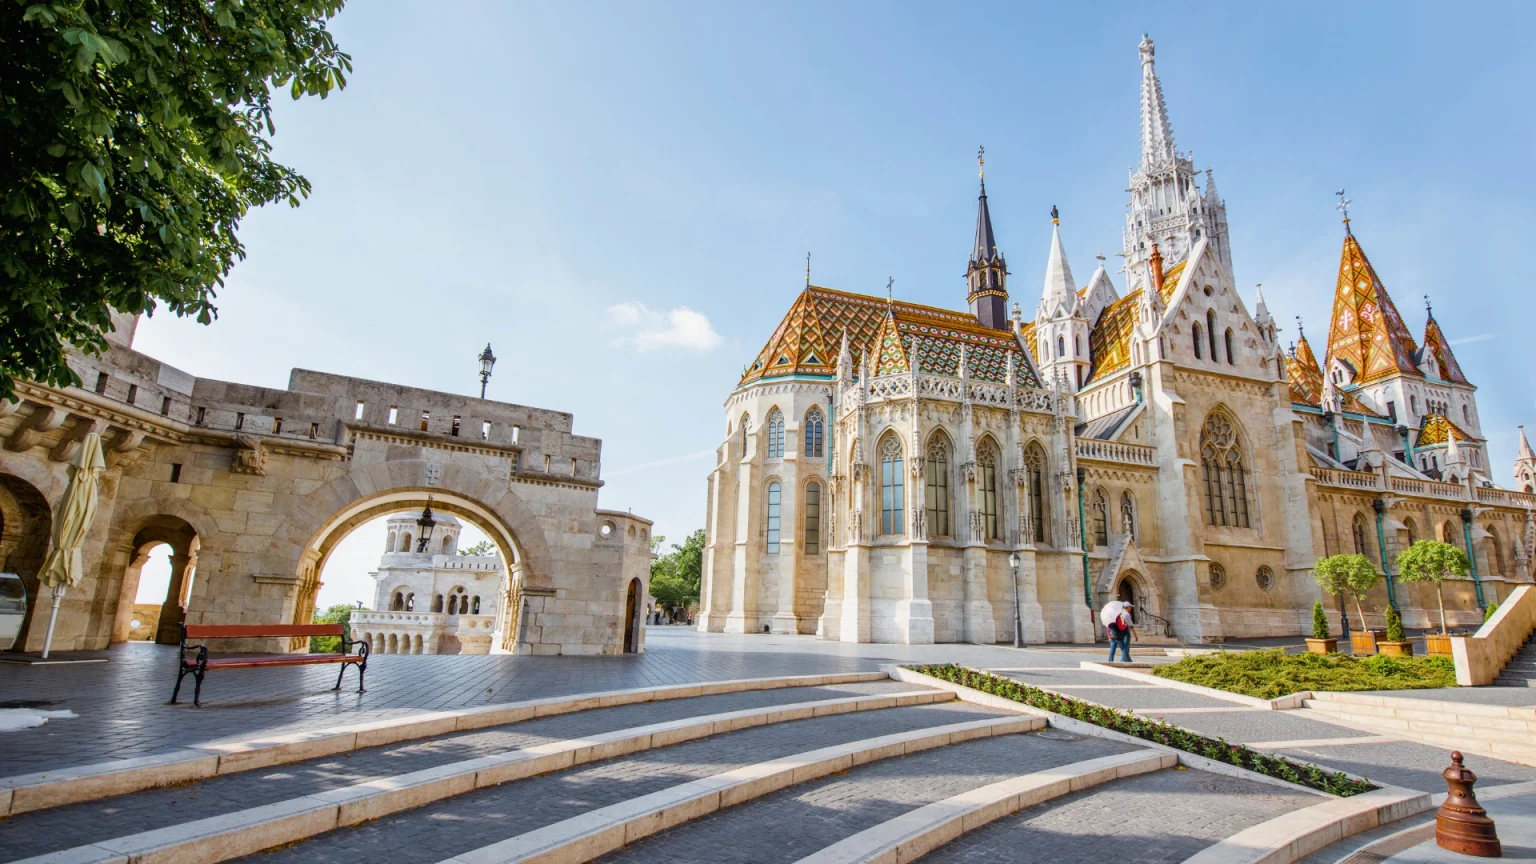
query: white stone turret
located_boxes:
[1034,212,1092,391]
[1515,426,1536,493]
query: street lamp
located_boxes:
[415,497,438,554]
[1009,551,1022,648]
[477,343,497,399]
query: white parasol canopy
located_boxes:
[1099,600,1128,628]
[38,432,106,657]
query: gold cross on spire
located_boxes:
[886,277,895,310]
[1336,189,1351,223]
[977,145,985,179]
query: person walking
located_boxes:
[1102,601,1134,662]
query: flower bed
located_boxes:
[1151,649,1456,699]
[908,663,1374,797]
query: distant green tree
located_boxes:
[310,603,353,652]
[1396,540,1470,635]
[458,540,495,557]
[1,0,351,399]
[1312,554,1379,632]
[648,529,704,616]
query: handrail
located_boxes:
[1139,610,1174,639]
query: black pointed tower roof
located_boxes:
[971,176,1001,265]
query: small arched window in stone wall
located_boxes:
[432,594,443,613]
[880,436,905,537]
[1224,328,1235,366]
[1209,562,1227,590]
[1090,488,1108,548]
[391,591,405,611]
[978,442,1000,541]
[1351,512,1371,561]
[804,482,821,555]
[1255,566,1275,592]
[387,531,397,552]
[448,594,458,615]
[400,532,413,553]
[1488,527,1505,574]
[1199,411,1250,528]
[1192,323,1204,360]
[766,410,785,459]
[1207,310,1219,362]
[1120,491,1137,542]
[804,409,824,458]
[1025,442,1047,543]
[405,593,415,611]
[925,436,950,537]
[766,482,782,553]
[1404,517,1418,546]
[472,595,481,615]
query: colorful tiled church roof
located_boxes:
[1287,334,1324,406]
[1087,290,1141,382]
[1416,413,1479,447]
[1421,311,1471,386]
[1326,230,1421,385]
[740,286,1037,388]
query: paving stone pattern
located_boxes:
[0,680,918,860]
[1051,686,1241,711]
[229,702,1007,864]
[1275,741,1536,793]
[920,767,1317,864]
[0,639,883,774]
[596,729,1140,864]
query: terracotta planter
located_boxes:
[1424,633,1454,656]
[1350,631,1380,656]
[1379,640,1415,658]
[1305,637,1337,655]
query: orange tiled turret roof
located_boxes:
[1421,313,1471,386]
[1416,413,1480,447]
[1326,232,1420,385]
[740,286,1036,388]
[1287,334,1324,406]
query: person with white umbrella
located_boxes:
[38,432,106,658]
[1101,599,1135,663]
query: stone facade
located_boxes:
[0,322,653,656]
[700,36,1536,646]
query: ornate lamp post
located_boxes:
[415,497,438,554]
[477,344,497,399]
[1009,551,1022,648]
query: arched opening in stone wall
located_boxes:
[0,474,52,652]
[306,490,527,657]
[623,577,641,654]
[109,516,200,645]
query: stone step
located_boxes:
[1495,677,1536,687]
[1299,704,1536,767]
[1,685,952,864]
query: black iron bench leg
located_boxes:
[192,669,206,707]
[356,659,366,693]
[170,666,189,704]
[333,661,346,691]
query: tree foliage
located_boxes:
[309,602,352,652]
[1396,540,1470,634]
[1311,600,1330,641]
[649,529,704,615]
[1,0,351,399]
[458,540,494,557]
[1312,554,1379,632]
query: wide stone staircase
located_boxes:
[0,672,1329,864]
[1300,690,1536,768]
[1495,631,1536,686]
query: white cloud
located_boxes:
[604,302,721,353]
[1448,333,1497,346]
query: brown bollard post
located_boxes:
[1437,751,1502,857]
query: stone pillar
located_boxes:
[155,552,195,645]
[724,458,760,634]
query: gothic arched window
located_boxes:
[1199,411,1250,528]
[1025,441,1047,543]
[880,436,905,536]
[1207,310,1219,361]
[766,410,785,459]
[386,531,397,552]
[1488,527,1505,574]
[1121,491,1137,542]
[1057,335,1066,359]
[472,595,481,614]
[925,436,951,537]
[1224,328,1235,366]
[766,481,782,553]
[804,481,821,554]
[1192,323,1204,360]
[448,594,458,615]
[1404,517,1418,546]
[391,591,404,611]
[978,442,1000,541]
[400,532,412,553]
[739,413,750,453]
[1351,512,1371,563]
[1091,488,1108,547]
[804,409,824,458]
[431,594,443,613]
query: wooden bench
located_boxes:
[172,623,369,706]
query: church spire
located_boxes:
[1138,35,1176,170]
[1326,217,1421,385]
[966,146,1009,331]
[1040,206,1077,314]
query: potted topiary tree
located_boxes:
[1381,604,1412,656]
[1313,554,1381,655]
[1395,540,1470,656]
[1307,600,1335,654]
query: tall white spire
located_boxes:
[1138,35,1176,170]
[1040,213,1077,313]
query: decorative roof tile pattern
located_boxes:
[1326,233,1421,385]
[1416,413,1480,447]
[873,313,910,377]
[1421,314,1471,385]
[741,286,1036,388]
[1287,335,1324,406]
[1158,260,1186,303]
[1086,290,1141,383]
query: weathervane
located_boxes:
[1051,205,1060,225]
[805,251,811,287]
[977,145,985,179]
[1425,295,1433,317]
[1336,189,1352,231]
[886,276,895,309]
[1296,315,1305,339]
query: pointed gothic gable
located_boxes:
[1287,336,1324,407]
[1416,413,1479,447]
[1327,233,1421,385]
[739,286,1038,388]
[1422,315,1471,385]
[873,313,909,376]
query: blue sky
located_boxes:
[132,1,1536,607]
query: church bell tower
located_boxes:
[966,147,1010,330]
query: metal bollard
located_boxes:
[1436,751,1502,857]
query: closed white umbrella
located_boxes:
[38,432,106,658]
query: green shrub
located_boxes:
[1484,602,1499,622]
[1385,604,1406,643]
[1312,600,1330,640]
[310,603,353,653]
[1151,648,1454,699]
[908,663,1373,797]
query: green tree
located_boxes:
[648,529,704,616]
[458,540,494,557]
[1,0,351,399]
[1396,540,1470,635]
[310,602,353,652]
[1312,554,1379,632]
[1311,600,1330,640]
[1384,604,1405,643]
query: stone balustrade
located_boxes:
[1074,438,1157,466]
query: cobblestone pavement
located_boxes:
[919,767,1317,864]
[596,729,1139,864]
[0,680,918,861]
[1274,741,1536,793]
[229,701,1007,864]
